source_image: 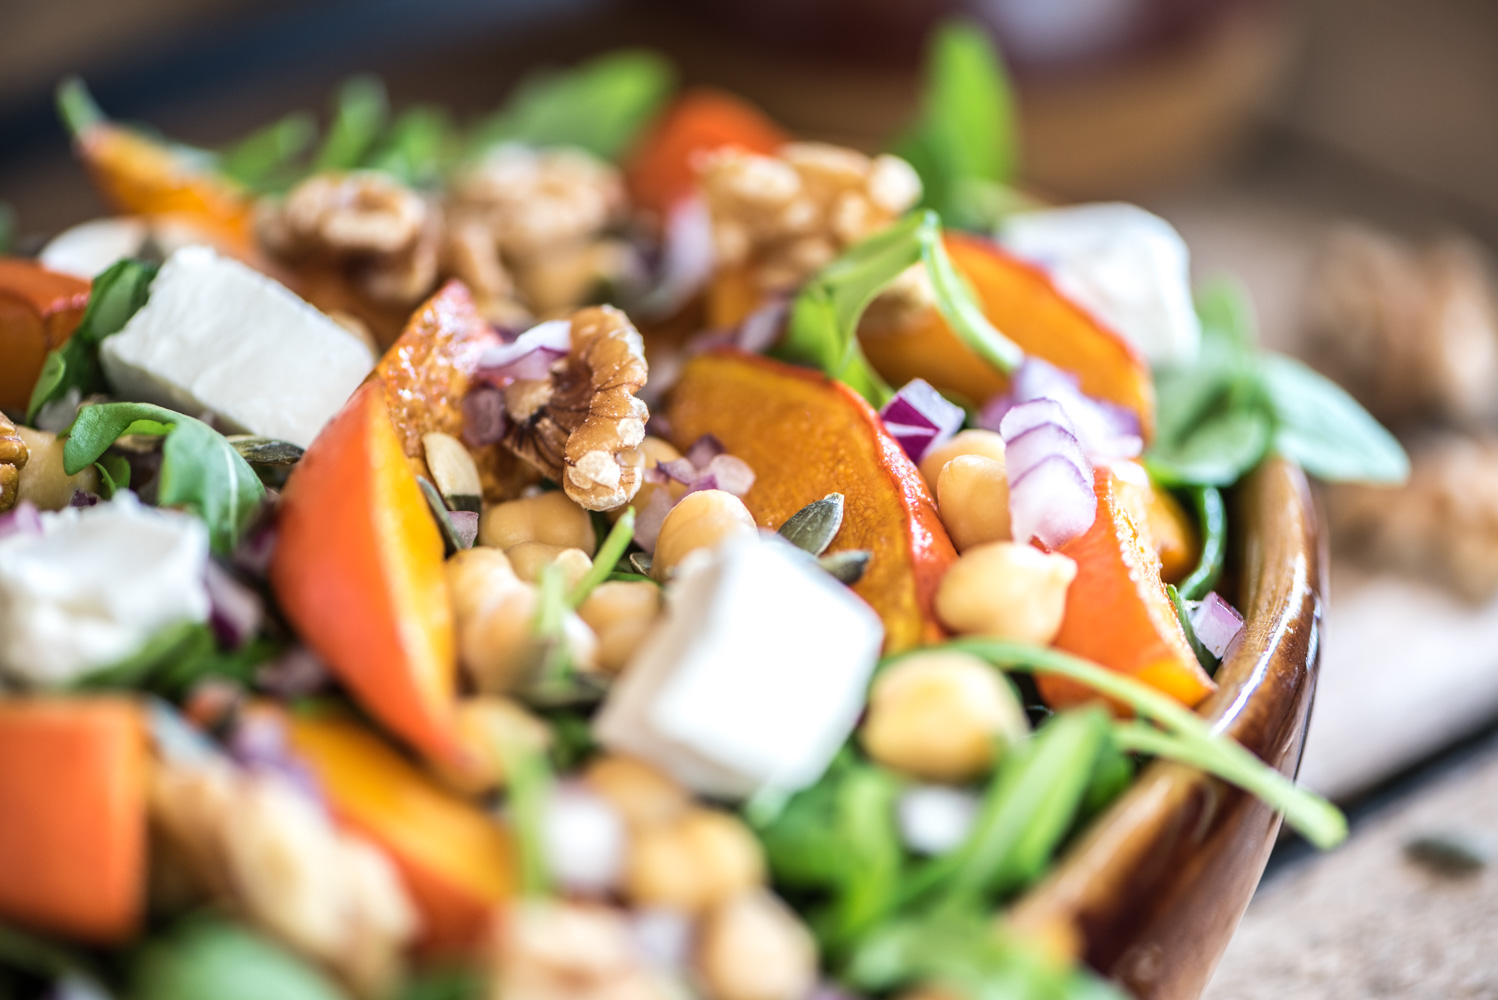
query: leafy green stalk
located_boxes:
[827,766,903,946]
[365,106,458,187]
[28,258,158,422]
[494,734,554,898]
[314,76,389,172]
[895,638,1348,849]
[62,402,266,554]
[55,77,104,138]
[219,111,318,190]
[1176,485,1226,601]
[130,916,348,1000]
[568,508,636,608]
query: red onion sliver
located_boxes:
[737,297,789,354]
[684,434,726,470]
[204,560,265,649]
[1009,454,1097,549]
[449,510,480,549]
[69,490,99,507]
[475,319,572,382]
[996,397,1070,441]
[704,454,755,496]
[256,647,332,699]
[462,384,509,447]
[981,357,1142,461]
[1189,592,1245,659]
[879,379,966,462]
[633,489,675,553]
[1003,421,1088,486]
[0,500,43,541]
[637,196,716,321]
[657,457,698,485]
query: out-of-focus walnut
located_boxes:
[490,900,676,1000]
[150,755,416,997]
[1329,433,1498,601]
[0,414,29,513]
[701,143,922,296]
[1304,226,1498,428]
[501,306,649,511]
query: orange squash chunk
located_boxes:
[859,234,1155,438]
[271,380,460,762]
[0,698,146,943]
[666,351,956,652]
[287,713,516,956]
[0,260,90,411]
[1046,469,1216,709]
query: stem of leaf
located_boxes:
[568,508,635,608]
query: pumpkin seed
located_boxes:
[819,548,871,585]
[422,431,483,513]
[779,492,845,556]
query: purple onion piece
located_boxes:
[448,509,480,549]
[704,454,755,497]
[0,500,43,541]
[227,713,322,802]
[657,457,698,485]
[204,560,265,649]
[1003,421,1088,486]
[982,357,1143,462]
[637,196,716,321]
[737,297,789,354]
[1189,592,1245,659]
[462,384,509,447]
[684,434,726,470]
[475,318,572,375]
[879,379,966,462]
[1009,454,1098,549]
[996,397,1071,441]
[70,489,99,507]
[231,515,279,579]
[256,647,331,699]
[633,489,675,553]
[680,472,719,498]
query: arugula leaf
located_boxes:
[62,403,266,554]
[494,735,553,898]
[219,111,317,191]
[74,622,276,695]
[778,210,1020,404]
[94,453,131,499]
[568,508,636,608]
[27,258,158,423]
[130,917,349,1000]
[1261,353,1410,483]
[314,76,389,172]
[895,20,1019,231]
[468,50,675,162]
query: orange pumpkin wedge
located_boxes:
[859,234,1155,438]
[0,260,90,411]
[1046,468,1216,709]
[666,351,956,652]
[0,698,146,943]
[627,88,789,218]
[270,380,460,762]
[286,713,516,956]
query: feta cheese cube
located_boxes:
[998,202,1201,367]
[594,535,885,799]
[100,246,375,449]
[0,493,210,686]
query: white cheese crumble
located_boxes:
[0,493,210,686]
[594,534,885,799]
[100,245,375,449]
[998,202,1201,367]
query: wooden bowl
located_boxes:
[1012,456,1325,999]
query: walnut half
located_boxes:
[0,413,29,513]
[501,306,649,511]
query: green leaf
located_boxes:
[827,766,903,945]
[568,508,636,608]
[28,258,158,423]
[896,20,1018,230]
[1175,485,1227,602]
[1193,274,1258,351]
[62,403,266,554]
[314,76,389,172]
[130,917,349,1000]
[468,50,675,162]
[55,77,104,138]
[73,621,215,691]
[0,922,100,981]
[492,735,553,898]
[0,202,15,255]
[1146,405,1271,487]
[94,453,132,499]
[390,966,485,1000]
[219,111,317,190]
[1261,353,1410,484]
[364,106,458,187]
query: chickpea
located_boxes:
[583,754,690,830]
[578,581,662,673]
[918,429,1006,491]
[481,491,596,554]
[860,650,1029,781]
[15,427,99,510]
[696,890,818,1000]
[935,541,1077,645]
[937,455,1011,551]
[506,542,594,589]
[652,489,756,579]
[436,697,552,794]
[623,808,765,910]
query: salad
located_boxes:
[0,22,1405,1000]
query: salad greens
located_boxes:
[569,508,637,608]
[62,402,266,554]
[313,76,391,173]
[27,258,158,423]
[130,917,347,1000]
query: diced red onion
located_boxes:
[462,384,509,447]
[680,472,719,497]
[897,784,980,855]
[996,397,1069,441]
[0,500,43,541]
[630,908,695,969]
[737,297,789,354]
[637,196,716,320]
[633,488,675,553]
[1009,454,1097,550]
[227,712,323,802]
[684,434,726,469]
[879,379,966,462]
[543,782,626,895]
[70,489,99,507]
[449,510,480,549]
[980,357,1142,461]
[231,514,278,580]
[475,318,572,383]
[1189,592,1245,659]
[656,457,699,485]
[1002,421,1088,486]
[256,647,332,699]
[204,560,264,649]
[704,454,755,497]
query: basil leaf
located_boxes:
[219,111,317,191]
[1193,274,1257,350]
[468,50,675,162]
[1261,353,1410,484]
[895,19,1018,230]
[130,917,349,1000]
[62,403,266,554]
[778,210,1020,404]
[314,76,389,172]
[27,258,158,423]
[1146,405,1271,487]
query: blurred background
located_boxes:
[4,1,1497,995]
